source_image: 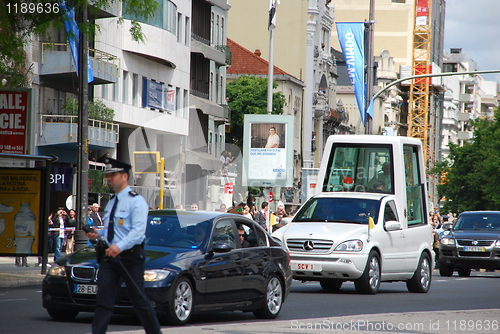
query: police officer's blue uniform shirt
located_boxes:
[98,185,148,252]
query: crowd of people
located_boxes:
[430,210,453,269]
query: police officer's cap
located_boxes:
[102,158,132,174]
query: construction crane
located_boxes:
[408,0,432,162]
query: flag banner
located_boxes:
[416,0,429,26]
[60,1,94,83]
[268,0,279,30]
[336,22,366,124]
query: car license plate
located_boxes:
[74,284,97,294]
[293,263,320,271]
[463,246,486,252]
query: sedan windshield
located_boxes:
[145,214,212,248]
[453,214,500,230]
[294,197,380,224]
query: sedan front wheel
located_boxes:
[165,276,193,326]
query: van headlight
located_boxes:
[144,269,171,282]
[440,237,456,245]
[335,240,363,251]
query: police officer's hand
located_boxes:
[105,244,122,258]
[85,231,99,240]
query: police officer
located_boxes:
[84,158,161,334]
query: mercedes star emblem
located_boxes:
[303,240,314,251]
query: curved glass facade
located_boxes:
[123,0,177,33]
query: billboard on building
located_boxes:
[242,115,294,187]
[0,90,30,154]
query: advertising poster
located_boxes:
[0,169,41,255]
[243,115,294,187]
[0,90,29,154]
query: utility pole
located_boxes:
[74,2,89,251]
[365,0,375,134]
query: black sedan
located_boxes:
[42,210,292,325]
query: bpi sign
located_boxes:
[50,167,74,192]
[0,90,29,154]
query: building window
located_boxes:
[122,70,129,104]
[132,73,139,106]
[183,89,188,118]
[177,13,182,43]
[185,17,190,46]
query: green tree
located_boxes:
[432,107,500,214]
[226,76,286,150]
[0,0,158,87]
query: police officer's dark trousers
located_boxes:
[92,248,161,334]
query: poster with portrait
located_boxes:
[243,115,294,187]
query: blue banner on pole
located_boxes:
[60,2,94,83]
[336,22,366,124]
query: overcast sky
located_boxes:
[444,0,500,83]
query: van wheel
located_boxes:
[320,280,343,292]
[354,251,380,294]
[457,268,471,277]
[406,253,432,293]
[438,261,454,277]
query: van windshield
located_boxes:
[294,197,380,224]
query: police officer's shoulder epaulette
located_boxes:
[129,190,139,197]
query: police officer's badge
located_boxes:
[118,218,124,226]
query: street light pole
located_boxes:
[74,2,89,251]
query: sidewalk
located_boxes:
[0,256,47,288]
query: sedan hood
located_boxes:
[62,245,201,271]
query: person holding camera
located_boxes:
[84,158,161,334]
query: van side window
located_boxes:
[404,145,426,226]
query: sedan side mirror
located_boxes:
[281,217,292,226]
[384,220,402,231]
[212,242,232,253]
[441,222,451,231]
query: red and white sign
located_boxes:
[223,182,233,194]
[0,90,29,154]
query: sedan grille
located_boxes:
[457,239,494,247]
[71,266,97,281]
[287,239,333,253]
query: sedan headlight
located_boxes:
[495,240,500,247]
[47,264,67,277]
[440,237,456,245]
[144,269,171,282]
[335,240,363,251]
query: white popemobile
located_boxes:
[273,135,434,294]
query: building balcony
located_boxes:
[191,35,226,66]
[39,43,120,93]
[38,115,119,150]
[215,45,232,65]
[457,131,472,141]
[458,93,473,103]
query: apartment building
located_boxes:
[31,0,230,210]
